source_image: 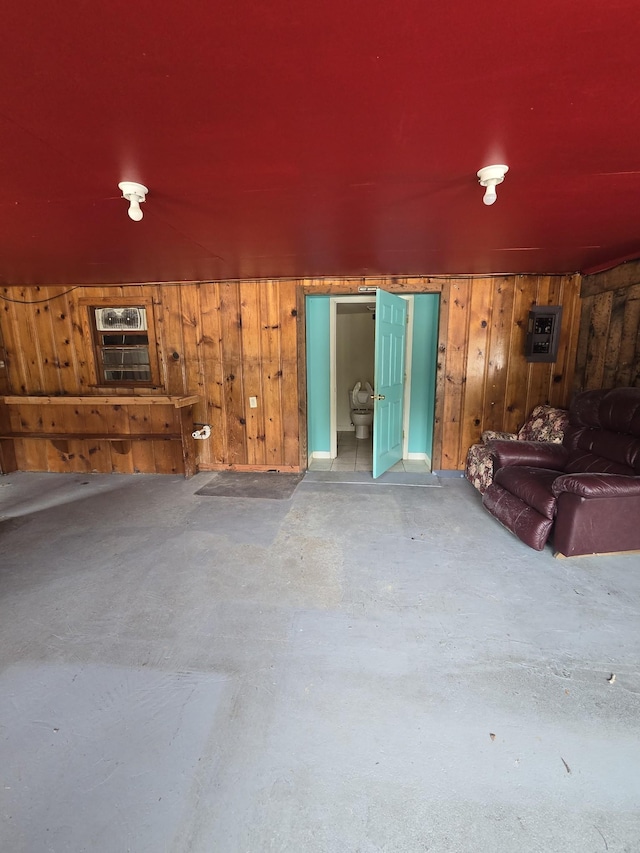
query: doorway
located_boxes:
[305,291,439,476]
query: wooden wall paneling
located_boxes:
[158,285,187,395]
[482,277,516,432]
[80,402,113,473]
[11,404,48,472]
[602,287,627,389]
[295,283,308,467]
[459,279,493,461]
[583,290,614,389]
[61,288,92,392]
[440,279,471,469]
[525,275,557,413]
[617,284,640,387]
[8,295,46,395]
[0,317,17,472]
[32,293,63,394]
[177,284,207,467]
[431,281,450,470]
[199,283,227,465]
[107,404,135,474]
[219,282,247,465]
[540,274,564,404]
[0,294,19,394]
[239,282,265,466]
[259,281,286,466]
[581,259,640,297]
[178,406,197,478]
[573,294,593,394]
[147,405,183,474]
[44,403,79,472]
[128,402,157,473]
[278,280,300,468]
[503,276,535,432]
[547,275,578,408]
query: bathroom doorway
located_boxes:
[305,292,439,475]
[332,294,412,465]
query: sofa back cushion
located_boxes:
[564,387,640,475]
[517,405,569,442]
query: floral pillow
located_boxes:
[481,430,517,443]
[517,405,569,443]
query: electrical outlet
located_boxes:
[249,396,258,408]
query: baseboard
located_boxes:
[198,463,301,473]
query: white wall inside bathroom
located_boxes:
[336,304,375,431]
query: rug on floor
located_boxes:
[195,472,305,499]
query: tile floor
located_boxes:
[308,430,431,473]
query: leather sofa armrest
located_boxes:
[489,439,569,471]
[552,473,640,499]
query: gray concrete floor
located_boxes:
[1,470,639,853]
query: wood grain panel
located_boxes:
[219,282,246,465]
[278,280,300,467]
[617,284,640,387]
[483,278,515,431]
[584,291,613,389]
[575,265,640,393]
[0,274,583,475]
[460,279,493,463]
[440,279,471,469]
[239,282,265,466]
[199,283,226,464]
[260,282,285,466]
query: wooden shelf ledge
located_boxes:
[0,432,182,442]
[1,395,199,409]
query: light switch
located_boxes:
[249,396,258,408]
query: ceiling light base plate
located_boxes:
[118,181,148,201]
[477,165,508,187]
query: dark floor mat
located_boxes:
[195,472,304,500]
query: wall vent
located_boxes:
[95,307,147,331]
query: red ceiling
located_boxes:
[2,1,640,286]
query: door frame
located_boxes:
[329,294,413,460]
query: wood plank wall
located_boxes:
[574,260,640,392]
[0,317,17,472]
[0,274,581,474]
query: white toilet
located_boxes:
[350,381,374,439]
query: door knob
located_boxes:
[371,394,385,400]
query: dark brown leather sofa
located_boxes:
[482,387,640,556]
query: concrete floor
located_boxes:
[1,470,639,853]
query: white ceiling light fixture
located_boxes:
[118,181,148,221]
[477,165,509,206]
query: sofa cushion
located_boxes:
[517,405,570,442]
[493,466,559,519]
[564,429,640,475]
[570,387,640,436]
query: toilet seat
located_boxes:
[351,381,373,409]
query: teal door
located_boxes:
[372,289,407,478]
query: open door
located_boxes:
[372,289,407,478]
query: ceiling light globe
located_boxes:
[483,185,498,205]
[128,200,143,221]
